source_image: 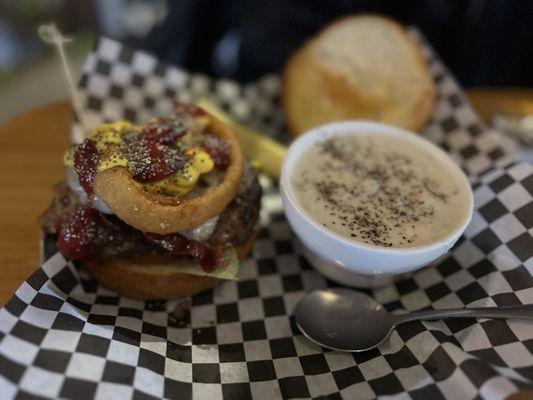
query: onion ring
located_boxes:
[93,114,244,234]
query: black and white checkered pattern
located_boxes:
[0,32,532,399]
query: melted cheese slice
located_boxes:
[174,249,239,280]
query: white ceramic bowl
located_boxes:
[280,121,473,288]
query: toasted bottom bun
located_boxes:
[84,232,256,300]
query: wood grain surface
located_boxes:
[0,94,531,399]
[466,88,533,123]
[1,91,533,304]
[0,100,70,304]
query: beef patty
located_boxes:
[40,163,262,260]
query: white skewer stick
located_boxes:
[38,23,89,137]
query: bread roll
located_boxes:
[283,14,436,136]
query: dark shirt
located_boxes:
[139,0,533,86]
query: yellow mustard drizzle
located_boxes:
[63,121,215,197]
[186,148,214,174]
[90,121,139,152]
[141,150,214,196]
[63,147,75,167]
[97,154,128,171]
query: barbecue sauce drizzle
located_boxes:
[57,104,224,271]
[146,233,220,272]
[58,139,99,260]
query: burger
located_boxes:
[39,103,262,299]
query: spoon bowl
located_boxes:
[295,289,395,351]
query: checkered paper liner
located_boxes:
[1,31,532,400]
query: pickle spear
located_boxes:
[196,98,286,179]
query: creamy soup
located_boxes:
[291,134,470,248]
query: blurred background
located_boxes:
[0,0,532,123]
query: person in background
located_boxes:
[136,0,533,87]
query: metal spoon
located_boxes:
[295,288,533,352]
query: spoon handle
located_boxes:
[393,304,533,324]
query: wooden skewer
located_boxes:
[38,23,89,138]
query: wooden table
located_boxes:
[1,92,533,305]
[0,94,532,399]
[0,101,70,304]
[3,90,533,305]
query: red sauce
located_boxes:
[57,206,98,260]
[74,139,99,197]
[141,118,186,145]
[174,103,206,117]
[202,138,231,169]
[60,105,218,265]
[147,233,220,271]
[132,139,178,183]
[131,118,188,183]
[63,137,99,260]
